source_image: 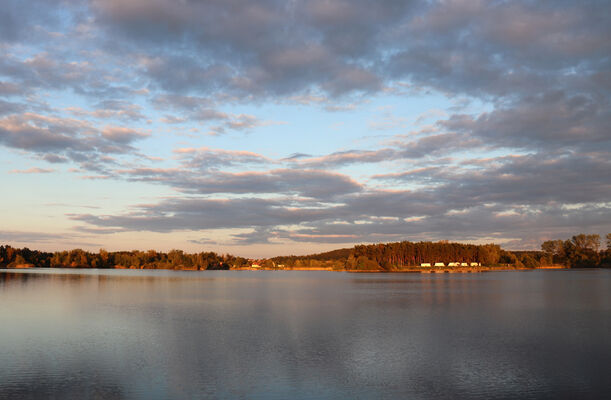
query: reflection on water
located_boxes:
[1,269,610,399]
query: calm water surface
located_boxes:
[1,269,610,399]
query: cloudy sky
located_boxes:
[1,0,610,257]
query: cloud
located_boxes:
[71,197,338,233]
[91,0,397,97]
[0,112,149,172]
[101,126,149,144]
[9,167,55,174]
[72,149,611,248]
[67,100,146,121]
[440,91,611,151]
[293,132,482,168]
[153,94,282,134]
[0,81,23,96]
[387,0,611,98]
[120,167,362,199]
[0,99,25,116]
[0,230,66,243]
[1,0,610,251]
[173,146,271,170]
[0,0,67,44]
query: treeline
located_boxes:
[273,234,611,270]
[272,241,504,271]
[0,246,249,270]
[271,248,351,270]
[348,241,502,270]
[2,233,609,271]
[540,233,611,268]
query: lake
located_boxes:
[1,268,610,399]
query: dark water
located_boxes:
[1,269,610,399]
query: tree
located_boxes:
[571,234,600,252]
[520,254,539,268]
[478,244,501,266]
[541,239,565,265]
[564,234,601,268]
[10,254,27,267]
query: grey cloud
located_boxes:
[295,132,481,168]
[121,167,362,200]
[4,0,610,102]
[142,56,234,94]
[0,0,69,43]
[153,94,273,134]
[71,197,336,232]
[230,227,276,245]
[388,0,611,98]
[0,112,149,171]
[71,185,611,248]
[0,113,86,152]
[91,0,400,97]
[283,202,611,248]
[152,94,215,112]
[100,126,149,144]
[373,152,611,208]
[398,132,483,158]
[0,81,23,96]
[446,153,611,206]
[67,100,146,121]
[174,147,271,170]
[41,154,68,163]
[0,53,92,92]
[283,153,312,161]
[299,0,414,57]
[441,91,611,151]
[0,99,25,116]
[372,166,444,184]
[74,149,611,247]
[0,229,66,243]
[295,149,396,168]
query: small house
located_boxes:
[434,262,445,267]
[420,263,431,267]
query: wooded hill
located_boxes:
[275,234,610,270]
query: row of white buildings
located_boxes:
[420,262,481,267]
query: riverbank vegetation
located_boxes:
[0,247,247,270]
[1,233,609,270]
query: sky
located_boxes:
[1,0,610,257]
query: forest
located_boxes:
[270,233,610,270]
[1,233,609,271]
[0,246,247,270]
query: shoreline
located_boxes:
[2,265,570,273]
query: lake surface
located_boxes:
[1,269,610,399]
